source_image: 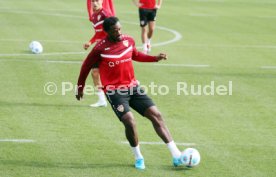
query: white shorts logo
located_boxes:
[117,105,124,112]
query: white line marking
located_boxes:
[191,0,225,2]
[0,139,35,143]
[151,26,182,47]
[120,20,183,47]
[189,14,276,19]
[121,141,196,146]
[0,59,83,64]
[46,60,81,64]
[0,10,84,19]
[0,52,86,56]
[1,42,275,57]
[0,8,83,12]
[189,0,276,4]
[261,66,276,69]
[2,9,275,58]
[0,39,82,43]
[182,44,276,49]
[0,10,182,57]
[189,13,217,17]
[152,63,210,68]
[0,59,209,67]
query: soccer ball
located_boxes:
[29,41,43,54]
[181,148,201,167]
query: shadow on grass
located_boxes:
[161,164,193,172]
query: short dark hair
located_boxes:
[103,17,119,32]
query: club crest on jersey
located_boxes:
[123,40,129,47]
[117,105,124,112]
[97,15,101,21]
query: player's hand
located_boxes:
[137,3,143,7]
[134,1,143,8]
[83,42,91,50]
[155,5,161,9]
[156,53,167,61]
[76,90,83,101]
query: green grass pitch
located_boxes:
[0,0,275,177]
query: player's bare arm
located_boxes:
[132,0,142,8]
[155,0,162,9]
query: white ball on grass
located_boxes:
[29,41,43,54]
[181,148,201,167]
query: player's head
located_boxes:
[103,17,122,42]
[92,0,103,11]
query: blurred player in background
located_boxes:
[84,0,115,107]
[132,0,162,54]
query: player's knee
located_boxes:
[91,69,99,76]
[148,27,154,33]
[145,107,161,119]
[151,111,164,127]
[153,110,162,120]
[122,114,136,129]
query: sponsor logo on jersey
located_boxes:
[97,15,101,21]
[108,62,115,67]
[107,58,131,68]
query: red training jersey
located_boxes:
[139,0,156,9]
[87,0,116,21]
[89,8,112,44]
[78,35,158,92]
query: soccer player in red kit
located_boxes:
[84,0,115,107]
[132,0,162,53]
[76,17,184,170]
